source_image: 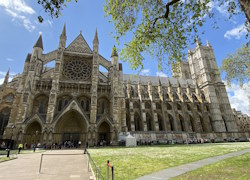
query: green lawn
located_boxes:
[88,142,250,180]
[171,152,250,180]
[0,157,17,163]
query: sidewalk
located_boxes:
[137,147,250,180]
[0,149,93,180]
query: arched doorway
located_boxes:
[55,110,87,146]
[24,121,42,147]
[98,121,110,145]
[0,108,11,136]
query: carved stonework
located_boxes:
[63,59,92,81]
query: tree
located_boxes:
[221,45,250,87]
[37,0,77,23]
[37,0,250,72]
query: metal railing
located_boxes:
[86,149,104,180]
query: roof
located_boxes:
[65,33,92,54]
[33,35,43,49]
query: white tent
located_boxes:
[125,134,137,147]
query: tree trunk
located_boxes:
[238,0,250,23]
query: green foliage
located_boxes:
[103,0,246,71]
[221,45,250,87]
[36,1,249,73]
[37,0,77,23]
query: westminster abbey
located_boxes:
[0,25,249,147]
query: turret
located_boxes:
[177,79,181,94]
[93,29,99,53]
[167,79,172,93]
[3,68,10,85]
[195,81,200,95]
[32,35,43,60]
[59,24,67,49]
[186,81,191,95]
[111,45,119,70]
[206,39,211,48]
[195,36,201,47]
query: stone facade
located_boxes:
[232,109,250,133]
[0,26,249,147]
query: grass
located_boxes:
[171,152,250,180]
[88,142,250,180]
[0,157,17,163]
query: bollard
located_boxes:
[111,166,114,180]
[6,149,10,158]
[107,160,109,180]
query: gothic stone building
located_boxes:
[0,26,249,147]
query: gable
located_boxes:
[66,34,92,54]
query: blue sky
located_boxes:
[0,0,249,114]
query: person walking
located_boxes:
[18,143,23,154]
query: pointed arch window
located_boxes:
[58,100,62,111]
[81,100,84,110]
[101,102,105,114]
[39,100,45,113]
[86,100,90,111]
[0,108,11,136]
[64,100,68,107]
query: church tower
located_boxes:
[188,38,238,133]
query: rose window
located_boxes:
[63,59,91,80]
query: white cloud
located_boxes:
[140,69,150,76]
[0,70,16,85]
[224,24,247,40]
[226,83,250,115]
[0,0,36,32]
[0,70,17,76]
[0,78,4,84]
[156,71,168,77]
[7,58,14,61]
[0,0,34,14]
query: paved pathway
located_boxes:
[137,147,250,180]
[0,150,93,180]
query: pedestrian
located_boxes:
[78,140,81,148]
[18,143,23,154]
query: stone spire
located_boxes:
[186,81,191,94]
[33,35,43,50]
[195,81,200,95]
[59,24,67,49]
[111,45,118,57]
[206,39,211,47]
[177,79,181,94]
[93,28,99,53]
[61,23,66,37]
[93,28,99,44]
[195,36,201,47]
[3,68,10,85]
[188,46,191,54]
[158,77,162,86]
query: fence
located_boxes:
[86,149,104,180]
